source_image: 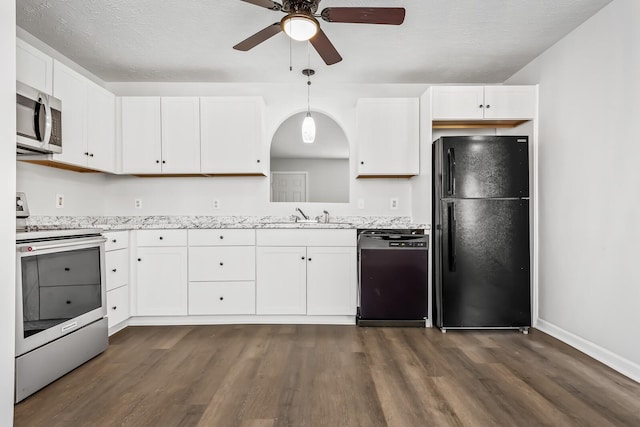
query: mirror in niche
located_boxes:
[270,111,349,203]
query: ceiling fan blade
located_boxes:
[310,28,342,65]
[320,7,406,25]
[239,0,281,11]
[233,23,282,51]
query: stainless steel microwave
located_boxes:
[16,81,62,155]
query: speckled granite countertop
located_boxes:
[25,216,430,231]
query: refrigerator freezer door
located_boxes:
[438,199,531,328]
[441,136,529,199]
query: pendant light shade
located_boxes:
[302,112,316,143]
[282,14,319,42]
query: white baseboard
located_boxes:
[536,319,640,383]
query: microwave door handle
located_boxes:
[41,94,53,145]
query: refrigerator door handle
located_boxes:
[447,202,457,272]
[447,148,455,196]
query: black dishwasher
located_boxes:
[357,230,428,327]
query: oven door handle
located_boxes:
[18,236,106,252]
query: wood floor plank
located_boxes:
[13,325,640,427]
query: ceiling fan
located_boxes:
[233,0,406,65]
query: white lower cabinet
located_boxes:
[107,285,130,328]
[256,246,307,315]
[256,229,357,316]
[306,247,357,315]
[134,230,188,316]
[103,230,130,332]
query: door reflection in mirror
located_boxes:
[270,111,349,203]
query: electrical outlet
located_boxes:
[134,199,142,209]
[213,199,220,210]
[390,198,399,210]
[55,194,64,209]
[358,198,365,209]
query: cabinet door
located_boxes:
[356,98,419,176]
[121,97,162,174]
[87,81,116,172]
[256,246,307,314]
[200,97,265,174]
[431,86,485,120]
[161,97,201,173]
[107,285,130,330]
[135,247,188,316]
[105,248,129,292]
[16,39,53,95]
[52,60,87,166]
[483,86,537,120]
[306,247,357,315]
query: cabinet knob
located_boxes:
[112,268,117,273]
[219,235,224,240]
[84,152,89,156]
[64,267,70,271]
[112,306,117,310]
[89,153,94,157]
[486,104,491,109]
[360,161,364,165]
[301,256,305,260]
[159,236,163,240]
[308,258,312,261]
[138,258,142,262]
[156,160,160,164]
[479,104,484,108]
[112,239,117,243]
[219,297,224,301]
[219,262,224,266]
[162,160,166,164]
[256,159,260,163]
[66,300,71,304]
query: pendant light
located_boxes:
[301,68,315,144]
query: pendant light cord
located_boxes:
[306,41,311,115]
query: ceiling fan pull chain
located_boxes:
[289,32,293,71]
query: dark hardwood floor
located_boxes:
[14,325,640,426]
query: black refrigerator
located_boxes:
[432,136,531,331]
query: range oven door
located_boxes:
[15,235,106,356]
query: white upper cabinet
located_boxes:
[16,39,53,95]
[432,85,536,120]
[356,98,419,177]
[52,60,115,172]
[121,97,162,174]
[161,97,201,174]
[121,96,201,174]
[200,97,266,175]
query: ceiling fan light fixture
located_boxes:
[281,13,319,41]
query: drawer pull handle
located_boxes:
[112,268,117,272]
[64,267,70,271]
[66,300,71,304]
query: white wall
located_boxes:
[508,0,640,381]
[271,158,349,203]
[1,0,16,422]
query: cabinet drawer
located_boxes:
[107,285,130,328]
[40,285,101,319]
[189,246,255,281]
[188,229,255,246]
[104,231,128,251]
[136,229,187,247]
[188,282,255,315]
[256,229,356,247]
[105,248,129,292]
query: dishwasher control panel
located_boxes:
[389,241,426,248]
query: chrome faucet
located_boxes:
[295,207,309,221]
[322,210,330,223]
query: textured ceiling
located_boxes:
[16,0,613,84]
